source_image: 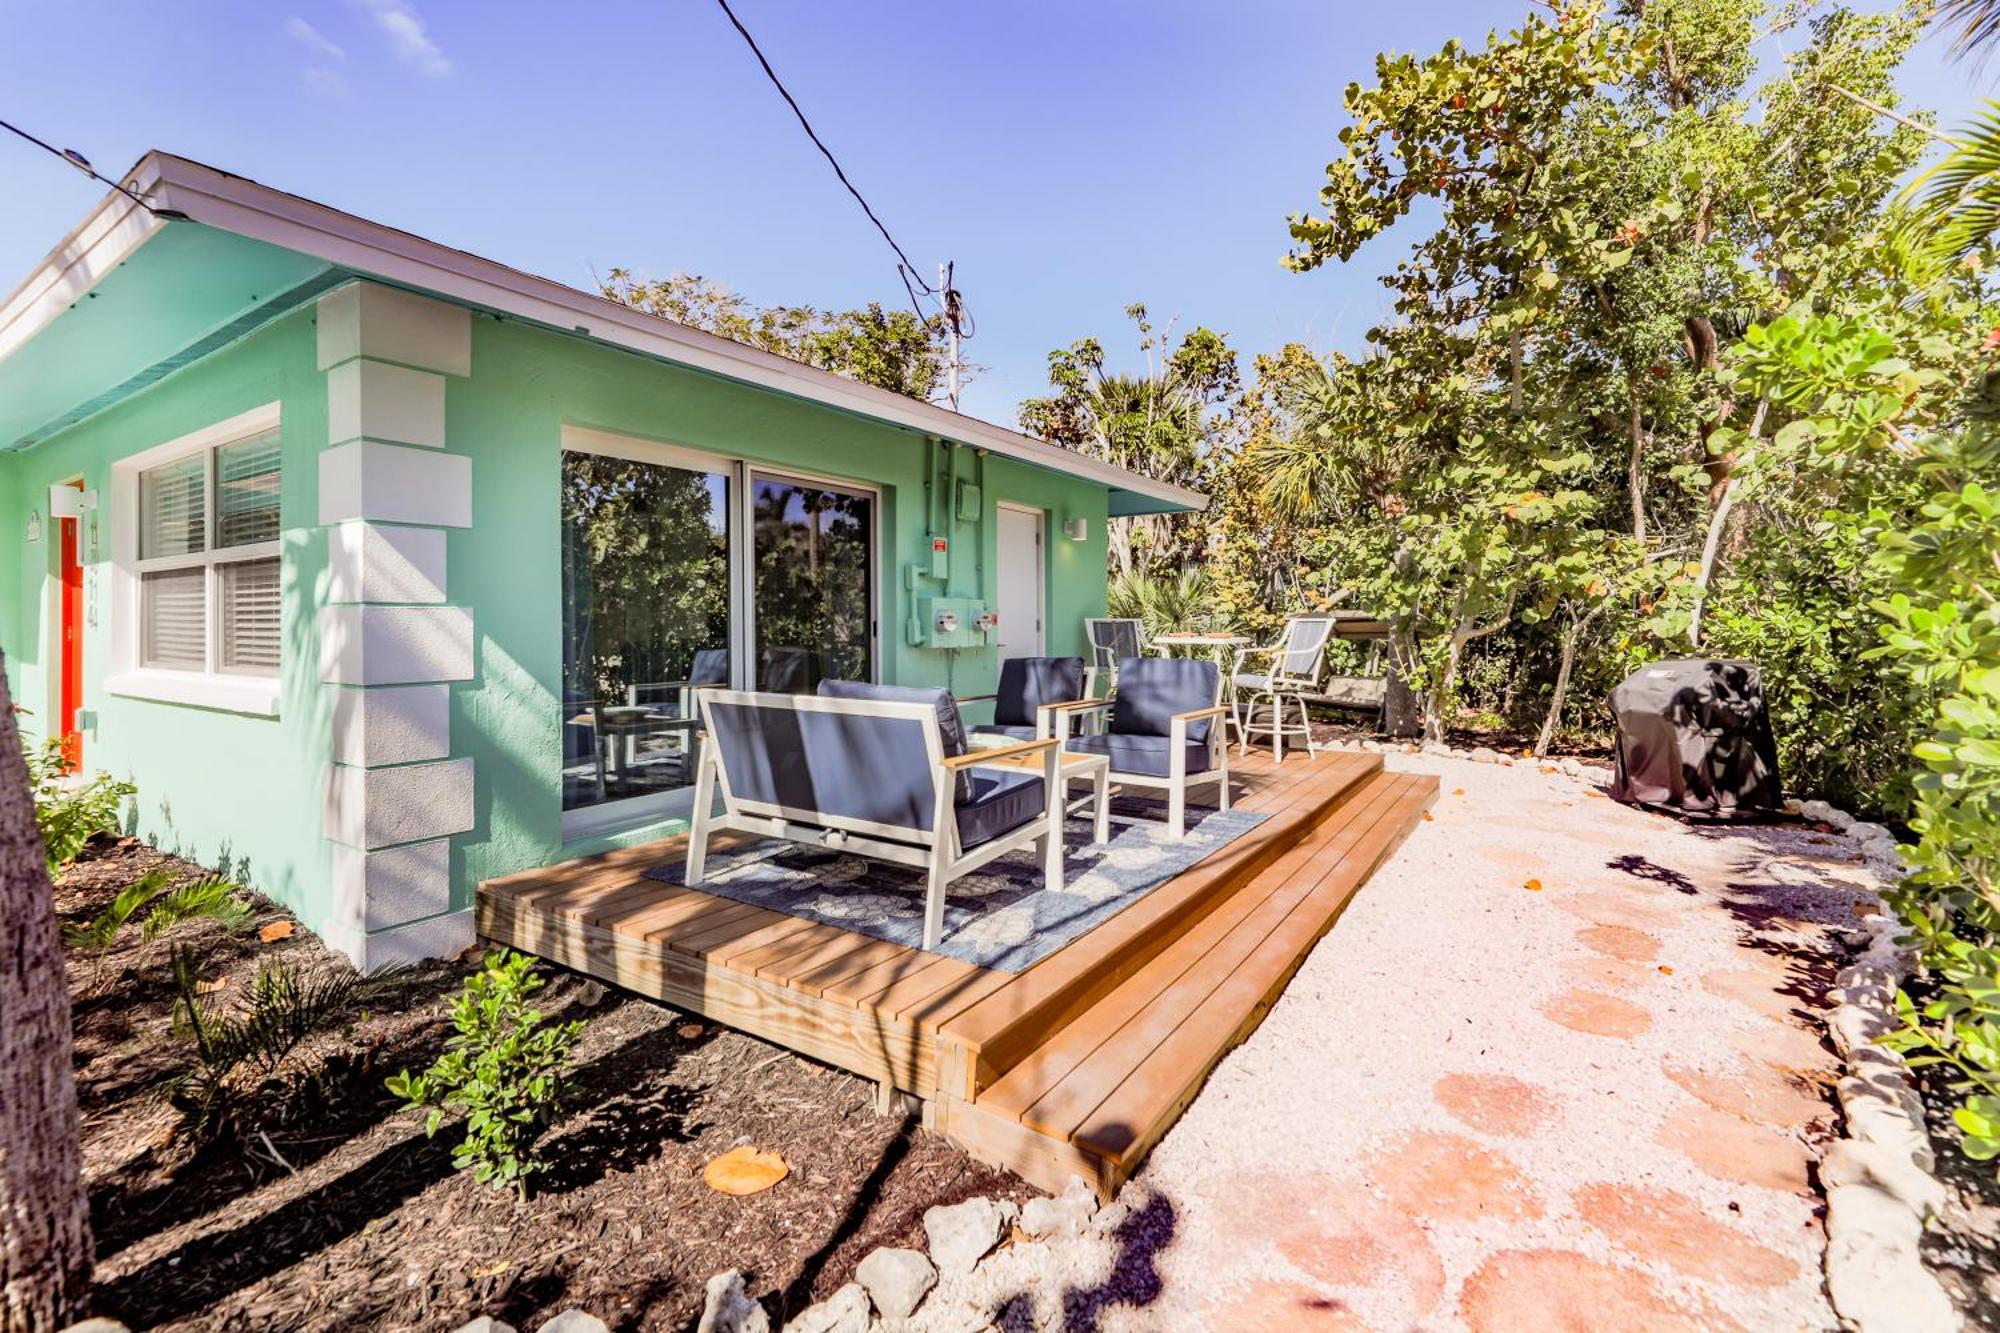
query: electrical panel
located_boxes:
[912,596,992,649]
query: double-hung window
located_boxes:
[133,427,282,676]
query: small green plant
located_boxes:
[166,946,370,1151]
[27,737,136,877]
[387,949,584,1200]
[64,866,254,956]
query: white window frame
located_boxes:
[105,402,284,718]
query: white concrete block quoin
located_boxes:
[330,683,450,766]
[316,281,472,377]
[319,441,471,528]
[330,837,452,931]
[322,757,474,850]
[326,358,447,447]
[319,605,474,685]
[327,520,447,604]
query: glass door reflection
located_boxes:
[751,474,874,692]
[561,451,732,824]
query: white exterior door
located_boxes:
[995,504,1044,658]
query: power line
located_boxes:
[0,117,175,216]
[710,0,939,317]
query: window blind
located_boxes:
[216,431,281,548]
[141,567,207,669]
[219,558,281,672]
[140,455,206,558]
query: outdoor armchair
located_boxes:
[1231,615,1335,762]
[1052,655,1231,838]
[1083,617,1146,694]
[963,655,1095,746]
[687,680,1066,949]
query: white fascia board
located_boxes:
[131,154,1206,514]
[0,180,164,366]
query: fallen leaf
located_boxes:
[678,1023,706,1040]
[1453,788,1466,796]
[704,1145,789,1196]
[1524,878,1544,892]
[258,921,295,943]
[1657,965,1675,975]
[1422,811,1434,822]
[195,977,228,994]
[458,945,488,965]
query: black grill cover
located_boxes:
[1609,659,1782,816]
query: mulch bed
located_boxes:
[58,836,1034,1332]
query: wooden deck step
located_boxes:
[936,750,1384,1097]
[963,768,1436,1192]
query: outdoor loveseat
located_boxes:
[686,681,1066,949]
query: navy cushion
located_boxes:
[689,647,730,686]
[707,698,938,831]
[971,722,1039,742]
[818,679,971,800]
[954,769,1046,849]
[1066,731,1213,778]
[994,656,1086,727]
[1111,657,1217,743]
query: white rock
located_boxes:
[536,1314,610,1333]
[855,1247,936,1321]
[1824,1177,1958,1333]
[1469,746,1502,763]
[1838,1072,1937,1172]
[1847,821,1895,845]
[782,1283,869,1333]
[922,1196,1015,1275]
[1019,1176,1099,1240]
[1089,1199,1132,1235]
[1821,1139,1946,1221]
[1801,799,1856,830]
[62,1322,134,1333]
[696,1270,769,1333]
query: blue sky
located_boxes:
[1,1,1992,424]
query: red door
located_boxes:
[58,481,83,771]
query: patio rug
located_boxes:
[642,799,1269,972]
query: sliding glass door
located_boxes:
[751,473,875,694]
[561,449,732,829]
[558,438,879,836]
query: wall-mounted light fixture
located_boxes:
[47,485,97,519]
[1062,516,1089,542]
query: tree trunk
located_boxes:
[1105,517,1135,581]
[1536,608,1586,757]
[1688,477,1740,648]
[0,654,92,1331]
[1626,381,1648,544]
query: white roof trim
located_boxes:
[0,179,163,367]
[17,152,1200,513]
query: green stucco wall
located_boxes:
[2,296,1113,944]
[448,314,1110,885]
[0,307,336,921]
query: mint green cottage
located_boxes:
[0,153,1201,970]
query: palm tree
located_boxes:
[1941,0,2000,57]
[0,655,93,1329]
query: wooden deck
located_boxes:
[477,746,1437,1196]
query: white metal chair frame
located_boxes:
[686,689,1065,949]
[1045,675,1233,839]
[1083,618,1146,693]
[1231,616,1336,763]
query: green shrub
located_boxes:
[64,866,254,956]
[27,738,136,877]
[386,949,584,1199]
[166,946,369,1151]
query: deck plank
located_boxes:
[996,774,1409,1133]
[1069,774,1436,1163]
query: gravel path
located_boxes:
[908,748,1879,1331]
